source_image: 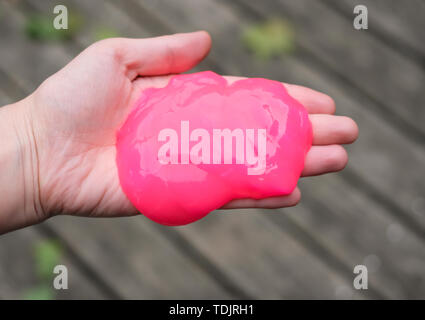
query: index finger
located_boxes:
[224,76,335,115]
[284,83,336,115]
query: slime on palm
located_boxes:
[116,71,312,225]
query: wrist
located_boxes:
[0,96,45,233]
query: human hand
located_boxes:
[0,31,357,233]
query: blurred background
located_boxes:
[0,0,424,299]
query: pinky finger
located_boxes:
[221,187,301,210]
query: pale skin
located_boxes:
[0,31,358,234]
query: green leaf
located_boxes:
[25,12,83,41]
[22,285,54,300]
[33,239,63,280]
[242,18,295,60]
[93,26,120,41]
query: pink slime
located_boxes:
[116,71,312,226]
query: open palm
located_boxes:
[28,31,357,220]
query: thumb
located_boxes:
[114,31,212,79]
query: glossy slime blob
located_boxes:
[116,71,312,226]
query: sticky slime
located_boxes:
[116,71,312,225]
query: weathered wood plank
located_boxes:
[0,3,73,97]
[325,0,425,59]
[287,175,425,299]
[0,227,108,299]
[0,89,13,106]
[229,0,425,144]
[179,211,363,299]
[0,66,27,102]
[46,216,234,299]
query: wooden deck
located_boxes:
[0,0,424,299]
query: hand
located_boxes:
[0,31,357,233]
